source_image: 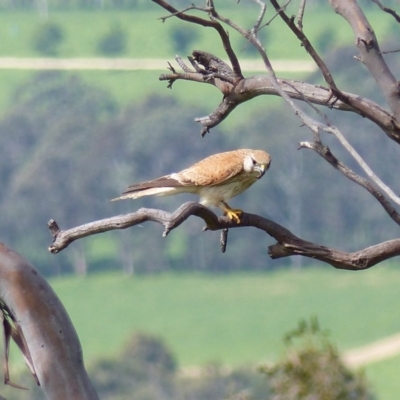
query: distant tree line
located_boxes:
[31,19,197,57]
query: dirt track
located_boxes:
[343,332,400,367]
[0,57,316,72]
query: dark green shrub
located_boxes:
[32,22,64,56]
[170,25,199,54]
[261,318,375,400]
[97,24,127,56]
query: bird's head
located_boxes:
[243,150,271,179]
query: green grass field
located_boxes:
[0,7,394,59]
[0,6,395,124]
[37,266,400,399]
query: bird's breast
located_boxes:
[198,176,257,206]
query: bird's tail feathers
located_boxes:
[111,187,181,201]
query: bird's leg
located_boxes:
[220,201,243,224]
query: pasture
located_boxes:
[45,266,400,399]
[0,5,396,113]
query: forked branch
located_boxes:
[330,0,400,116]
[152,0,243,79]
[48,203,400,270]
[156,1,400,142]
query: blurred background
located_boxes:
[0,0,399,399]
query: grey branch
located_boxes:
[48,202,400,270]
[371,0,400,23]
[0,244,99,399]
[299,140,400,226]
[330,0,400,116]
[160,61,400,142]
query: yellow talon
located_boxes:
[221,202,243,223]
[225,209,243,223]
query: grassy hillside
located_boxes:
[41,266,400,399]
[0,5,396,113]
[0,7,394,59]
[48,267,400,365]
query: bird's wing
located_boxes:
[177,151,244,187]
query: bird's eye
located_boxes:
[251,158,257,166]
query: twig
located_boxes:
[158,5,198,22]
[152,0,243,80]
[204,0,325,137]
[262,0,291,27]
[299,141,400,226]
[220,228,229,253]
[270,0,339,93]
[296,0,307,30]
[250,0,267,34]
[371,0,400,23]
[282,78,400,209]
[380,48,400,55]
[326,125,400,207]
[175,55,193,73]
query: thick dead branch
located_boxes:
[0,243,98,399]
[48,203,221,254]
[160,61,400,141]
[48,202,400,270]
[330,0,400,116]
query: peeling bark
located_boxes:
[330,0,400,116]
[0,244,98,400]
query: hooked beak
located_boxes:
[256,164,266,179]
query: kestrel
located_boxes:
[112,149,271,223]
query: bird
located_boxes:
[111,149,271,223]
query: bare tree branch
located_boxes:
[281,78,400,220]
[269,0,400,145]
[270,0,339,93]
[296,0,307,30]
[299,140,400,226]
[160,60,400,142]
[48,203,400,270]
[157,1,400,144]
[326,125,400,207]
[247,0,267,35]
[371,0,400,23]
[330,0,400,116]
[152,0,243,79]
